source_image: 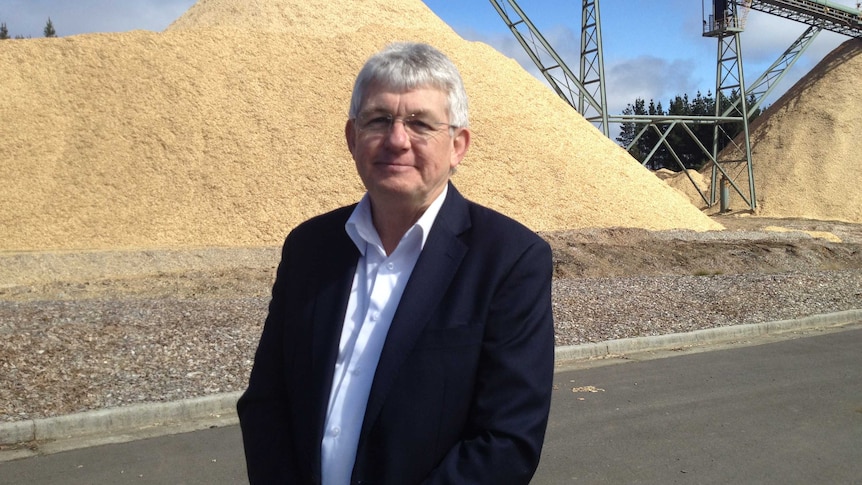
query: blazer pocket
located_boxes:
[412,323,484,350]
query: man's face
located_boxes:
[346,84,470,210]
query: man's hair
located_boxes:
[348,42,470,128]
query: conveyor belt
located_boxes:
[749,0,862,37]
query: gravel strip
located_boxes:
[2,268,860,423]
[552,270,862,346]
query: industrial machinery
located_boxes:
[491,0,862,211]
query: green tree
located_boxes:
[665,92,716,170]
[643,100,671,169]
[44,18,56,37]
[0,22,9,40]
[616,104,637,150]
[617,98,652,166]
[618,89,764,172]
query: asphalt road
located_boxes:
[2,327,860,484]
[536,327,862,483]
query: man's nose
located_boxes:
[384,119,411,147]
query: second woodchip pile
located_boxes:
[665,38,862,224]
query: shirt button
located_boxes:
[386,262,395,270]
[331,427,340,436]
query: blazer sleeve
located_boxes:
[237,204,357,484]
[424,237,555,484]
[236,238,300,483]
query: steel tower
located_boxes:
[490,0,862,212]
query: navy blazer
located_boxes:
[238,184,555,484]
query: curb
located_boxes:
[1,392,242,446]
[3,309,861,447]
[554,309,862,362]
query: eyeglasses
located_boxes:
[354,112,455,141]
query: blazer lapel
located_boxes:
[359,185,472,439]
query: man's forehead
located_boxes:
[360,85,448,111]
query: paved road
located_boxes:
[2,327,860,484]
[536,327,862,484]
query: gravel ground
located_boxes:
[552,270,862,345]
[1,216,861,423]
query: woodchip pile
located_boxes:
[0,0,723,252]
[666,38,862,224]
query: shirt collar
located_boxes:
[345,184,448,256]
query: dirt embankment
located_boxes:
[0,216,857,302]
[1,216,860,302]
[546,216,862,279]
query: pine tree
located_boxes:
[616,98,650,165]
[619,88,768,172]
[616,104,637,149]
[44,18,56,37]
[0,22,9,40]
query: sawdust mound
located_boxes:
[711,38,862,223]
[0,0,721,252]
[655,168,710,207]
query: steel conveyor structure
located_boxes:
[490,0,862,212]
[488,0,609,136]
[749,0,862,37]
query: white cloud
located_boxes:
[605,56,701,114]
[464,24,581,82]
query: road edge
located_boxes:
[2,309,860,452]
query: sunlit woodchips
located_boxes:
[665,39,862,224]
[0,0,723,251]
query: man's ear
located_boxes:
[345,119,357,156]
[450,127,471,170]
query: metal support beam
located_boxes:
[710,20,756,210]
[750,0,862,37]
[579,1,610,134]
[725,24,821,116]
[488,0,609,136]
[490,0,859,214]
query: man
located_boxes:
[238,42,554,484]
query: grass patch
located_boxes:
[693,269,724,276]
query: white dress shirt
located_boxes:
[321,186,448,485]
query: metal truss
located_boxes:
[490,0,860,212]
[611,114,743,206]
[488,0,609,136]
[725,24,821,116]
[579,1,609,133]
[749,0,862,37]
[710,25,756,210]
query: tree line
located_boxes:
[0,18,56,39]
[615,90,762,171]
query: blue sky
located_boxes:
[1,0,856,120]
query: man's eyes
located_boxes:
[405,118,435,132]
[364,116,392,129]
[360,115,437,133]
